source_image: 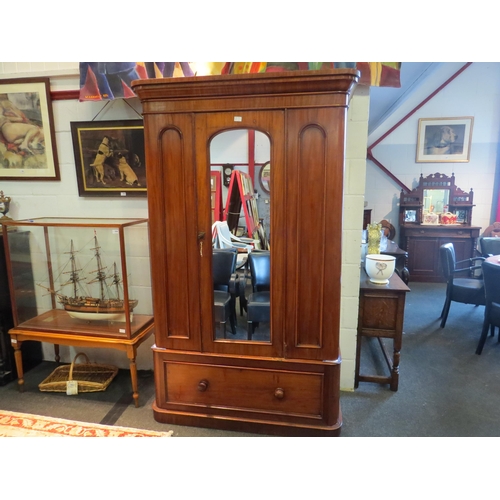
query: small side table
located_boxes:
[9,322,154,407]
[355,269,410,391]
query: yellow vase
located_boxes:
[367,223,382,254]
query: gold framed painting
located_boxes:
[0,77,60,180]
[416,117,474,163]
[70,120,146,197]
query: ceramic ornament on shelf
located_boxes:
[365,254,396,284]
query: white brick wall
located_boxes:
[341,85,369,390]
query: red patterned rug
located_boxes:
[0,410,173,437]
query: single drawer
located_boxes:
[403,227,474,238]
[164,360,324,417]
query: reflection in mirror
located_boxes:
[210,129,271,343]
[423,189,450,213]
[259,161,271,194]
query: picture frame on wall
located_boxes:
[70,120,146,197]
[416,117,474,163]
[0,77,60,181]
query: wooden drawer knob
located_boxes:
[274,388,285,399]
[197,379,209,392]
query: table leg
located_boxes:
[354,333,362,389]
[390,338,401,392]
[127,347,140,408]
[12,339,25,392]
[54,344,60,363]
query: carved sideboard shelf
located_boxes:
[399,172,480,282]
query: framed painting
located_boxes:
[416,117,474,163]
[0,77,60,180]
[404,209,417,223]
[454,209,467,223]
[70,120,146,197]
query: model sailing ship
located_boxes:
[39,234,138,322]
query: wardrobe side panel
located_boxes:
[284,107,346,361]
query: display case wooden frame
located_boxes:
[1,217,153,340]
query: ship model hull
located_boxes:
[63,298,139,322]
[41,235,139,323]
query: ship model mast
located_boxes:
[38,233,138,321]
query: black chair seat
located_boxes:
[452,278,486,303]
[246,252,270,340]
[213,290,233,337]
[212,249,239,337]
[247,291,270,323]
[439,243,485,328]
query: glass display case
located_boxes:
[1,218,153,340]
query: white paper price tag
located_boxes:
[66,380,78,395]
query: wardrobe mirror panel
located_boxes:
[210,129,271,343]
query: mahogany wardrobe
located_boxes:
[133,68,359,436]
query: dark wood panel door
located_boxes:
[407,237,440,278]
[196,111,285,358]
[439,238,471,264]
[143,113,202,351]
[284,107,346,361]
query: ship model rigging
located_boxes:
[39,234,138,321]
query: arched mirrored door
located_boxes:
[210,129,271,343]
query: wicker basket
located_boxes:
[38,352,118,393]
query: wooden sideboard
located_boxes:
[355,269,410,391]
[398,172,479,283]
[400,225,481,283]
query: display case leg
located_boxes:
[54,344,60,363]
[11,338,25,392]
[127,348,139,408]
